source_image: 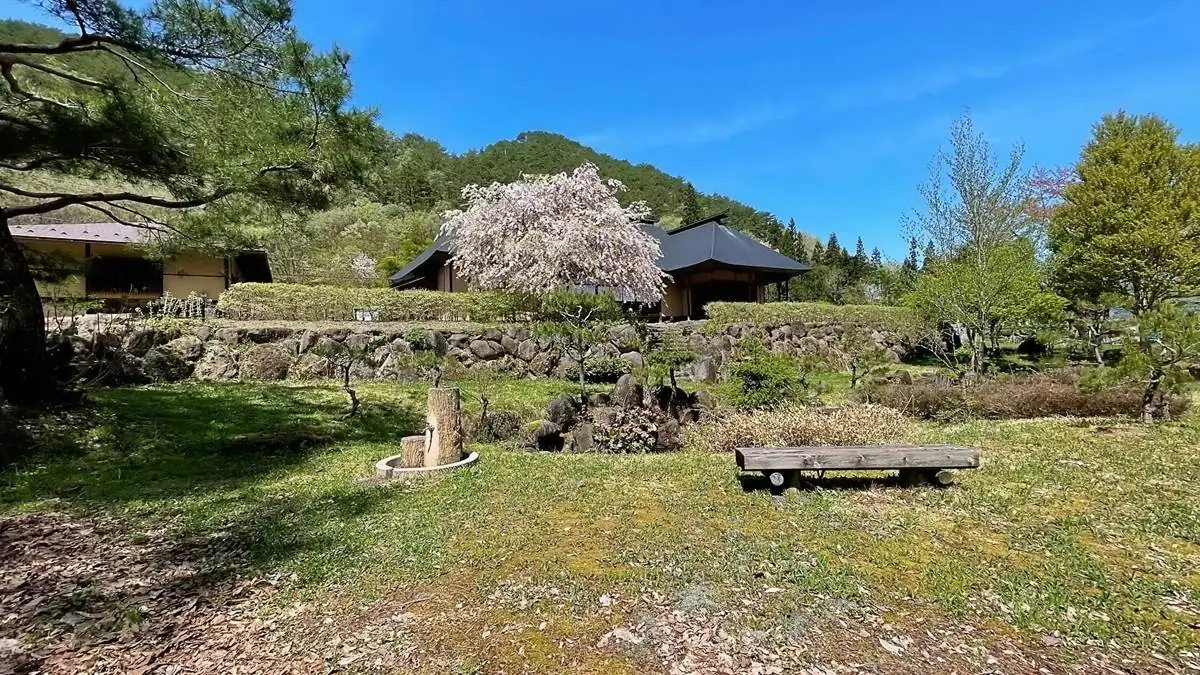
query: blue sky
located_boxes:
[6,0,1199,257]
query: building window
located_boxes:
[85,257,164,295]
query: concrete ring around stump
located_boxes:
[375,451,480,479]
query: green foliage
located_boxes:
[536,290,623,399]
[729,351,826,410]
[838,323,892,388]
[704,301,919,337]
[1089,303,1200,421]
[565,357,632,384]
[216,283,537,322]
[1049,112,1200,317]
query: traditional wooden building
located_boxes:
[388,214,808,319]
[13,222,271,308]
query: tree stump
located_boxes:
[424,387,464,467]
[400,435,426,468]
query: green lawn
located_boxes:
[3,379,1198,673]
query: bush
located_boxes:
[593,407,660,454]
[729,352,825,409]
[466,408,524,442]
[217,283,539,322]
[687,404,910,453]
[704,301,919,338]
[863,371,1191,420]
[566,357,632,384]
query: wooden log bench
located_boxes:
[735,445,981,490]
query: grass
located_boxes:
[3,378,1199,671]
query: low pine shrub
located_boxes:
[729,353,825,409]
[862,371,1191,420]
[687,404,909,453]
[566,357,632,384]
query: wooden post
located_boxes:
[424,387,464,467]
[400,435,426,468]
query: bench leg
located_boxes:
[765,470,797,494]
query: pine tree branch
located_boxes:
[0,184,234,218]
[1,55,113,91]
[96,46,202,101]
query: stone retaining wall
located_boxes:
[50,318,913,385]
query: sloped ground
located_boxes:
[2,381,1198,673]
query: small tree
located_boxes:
[839,323,890,388]
[904,112,1054,373]
[536,291,620,406]
[1087,303,1200,423]
[441,162,666,302]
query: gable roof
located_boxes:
[388,214,809,287]
[9,222,168,244]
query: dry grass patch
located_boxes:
[686,403,911,453]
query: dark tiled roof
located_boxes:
[388,215,809,286]
[9,222,167,244]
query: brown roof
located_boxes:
[9,222,167,244]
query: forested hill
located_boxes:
[378,130,813,252]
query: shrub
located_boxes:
[863,371,1191,420]
[704,301,920,338]
[729,352,826,409]
[216,283,539,322]
[467,408,524,442]
[687,404,910,453]
[593,407,660,454]
[566,357,631,384]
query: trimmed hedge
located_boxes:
[217,283,538,322]
[704,301,919,336]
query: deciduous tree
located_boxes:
[441,163,666,302]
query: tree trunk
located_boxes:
[0,215,48,405]
[424,387,464,467]
[400,434,426,468]
[1141,372,1162,424]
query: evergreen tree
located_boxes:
[870,247,883,269]
[922,241,937,270]
[679,182,704,224]
[903,236,920,271]
[811,241,825,265]
[823,233,843,266]
[851,237,869,278]
[0,2,366,403]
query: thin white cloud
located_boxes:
[579,103,797,152]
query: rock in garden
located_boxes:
[142,347,192,382]
[586,392,611,407]
[426,331,448,356]
[193,344,238,380]
[608,324,641,352]
[570,422,595,453]
[527,351,555,376]
[245,326,294,343]
[290,353,332,380]
[298,329,320,353]
[613,373,644,408]
[531,420,564,452]
[692,356,717,382]
[516,339,540,361]
[239,344,291,380]
[653,385,690,414]
[0,638,40,674]
[590,406,620,427]
[547,394,580,428]
[484,327,504,342]
[343,332,372,354]
[500,334,520,355]
[686,332,707,351]
[213,327,244,344]
[448,333,470,349]
[122,327,161,356]
[310,336,345,358]
[690,390,715,418]
[193,325,214,341]
[469,339,503,360]
[618,350,645,369]
[163,334,204,361]
[656,417,682,451]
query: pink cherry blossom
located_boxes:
[441,163,666,302]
